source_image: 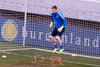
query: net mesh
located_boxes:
[0,0,100,59]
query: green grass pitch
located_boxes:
[0,49,100,67]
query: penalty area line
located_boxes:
[0,48,100,60]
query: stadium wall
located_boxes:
[0,0,100,22]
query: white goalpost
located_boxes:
[23,0,28,47]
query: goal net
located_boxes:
[0,0,100,59]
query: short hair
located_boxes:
[52,5,57,10]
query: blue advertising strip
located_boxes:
[0,18,100,55]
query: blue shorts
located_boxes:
[51,27,65,37]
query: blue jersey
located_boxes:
[51,11,67,29]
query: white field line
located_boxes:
[0,51,100,67]
[0,48,100,60]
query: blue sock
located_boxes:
[60,45,63,49]
[54,44,58,48]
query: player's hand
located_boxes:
[58,26,64,32]
[50,22,53,28]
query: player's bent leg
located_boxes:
[49,36,56,45]
[56,36,62,45]
[49,36,59,53]
[56,36,64,54]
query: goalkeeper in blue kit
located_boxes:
[49,6,68,54]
